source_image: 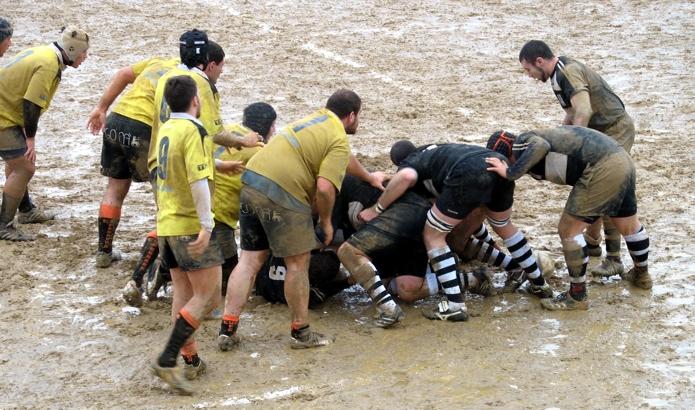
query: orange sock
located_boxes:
[181,339,198,358]
[98,204,121,219]
[179,308,200,330]
[146,229,157,239]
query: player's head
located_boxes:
[57,26,90,68]
[519,40,554,82]
[390,140,416,166]
[164,75,199,116]
[243,102,277,141]
[486,130,516,159]
[0,18,12,57]
[204,40,225,84]
[179,29,209,69]
[326,89,361,135]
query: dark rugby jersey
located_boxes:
[508,126,622,185]
[551,56,627,132]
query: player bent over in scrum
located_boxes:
[150,76,222,395]
[486,127,652,311]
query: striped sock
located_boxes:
[603,218,622,262]
[428,247,464,306]
[470,238,518,270]
[624,226,649,269]
[504,231,544,285]
[361,270,398,313]
[473,224,496,246]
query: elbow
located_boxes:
[399,168,418,187]
[316,177,336,196]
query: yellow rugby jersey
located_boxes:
[213,123,262,228]
[0,45,62,129]
[149,65,223,171]
[246,108,350,206]
[111,57,179,127]
[156,114,215,236]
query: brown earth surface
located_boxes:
[1,0,694,408]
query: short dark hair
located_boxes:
[243,102,277,139]
[519,40,554,62]
[0,18,12,42]
[325,89,361,119]
[164,75,198,113]
[207,40,225,64]
[390,140,416,166]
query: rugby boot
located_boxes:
[218,318,241,351]
[500,268,526,294]
[528,282,554,298]
[95,249,122,268]
[466,269,493,297]
[290,326,334,349]
[374,304,405,328]
[121,280,143,307]
[591,258,625,277]
[150,362,194,396]
[18,207,55,224]
[422,299,469,322]
[0,221,34,241]
[183,358,207,381]
[540,291,589,311]
[621,267,653,290]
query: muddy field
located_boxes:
[1,0,694,408]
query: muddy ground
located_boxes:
[1,0,694,408]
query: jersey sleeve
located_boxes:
[317,136,350,191]
[130,58,153,77]
[507,133,551,180]
[184,126,213,184]
[23,66,57,109]
[562,65,589,98]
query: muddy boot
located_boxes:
[290,325,334,349]
[183,357,206,381]
[591,258,625,277]
[122,280,143,307]
[146,261,167,300]
[374,304,405,328]
[17,207,54,224]
[96,249,122,268]
[465,269,493,297]
[218,318,241,352]
[150,362,194,396]
[528,282,554,298]
[422,300,469,322]
[540,291,589,311]
[0,221,34,241]
[621,267,653,290]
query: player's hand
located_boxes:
[368,171,388,191]
[24,137,36,164]
[320,220,334,246]
[188,229,211,257]
[217,160,245,175]
[485,157,508,178]
[238,131,265,149]
[86,108,106,135]
[358,206,379,223]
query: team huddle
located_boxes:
[0,21,652,396]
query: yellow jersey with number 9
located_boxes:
[156,115,215,236]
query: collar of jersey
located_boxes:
[175,63,209,80]
[169,112,203,126]
[50,43,67,70]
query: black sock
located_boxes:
[131,236,158,287]
[97,217,119,253]
[158,315,196,368]
[18,191,34,213]
[291,324,310,339]
[182,353,200,366]
[569,282,587,300]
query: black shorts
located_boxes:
[158,233,224,272]
[213,220,238,260]
[347,192,430,278]
[100,113,151,182]
[436,155,514,219]
[0,126,27,160]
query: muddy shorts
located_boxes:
[565,151,637,223]
[239,186,319,258]
[213,220,238,260]
[602,114,635,153]
[0,126,27,160]
[436,155,514,219]
[347,192,429,278]
[100,113,151,182]
[158,233,224,271]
